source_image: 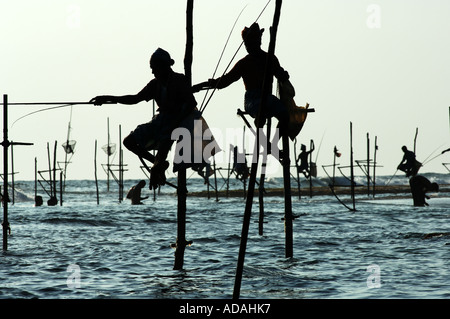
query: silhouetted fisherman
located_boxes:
[409,175,439,206]
[233,146,249,181]
[296,142,314,178]
[193,23,290,128]
[126,180,149,205]
[90,48,198,189]
[398,145,421,177]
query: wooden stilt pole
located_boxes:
[350,122,356,211]
[373,136,378,198]
[233,0,283,300]
[60,170,63,206]
[332,146,337,187]
[242,126,247,199]
[213,157,219,202]
[174,0,193,270]
[11,142,15,205]
[47,143,52,200]
[53,141,57,203]
[309,139,313,198]
[282,132,293,258]
[293,138,301,200]
[258,148,266,236]
[35,157,38,203]
[2,95,9,250]
[367,133,370,197]
[226,147,231,198]
[119,125,123,203]
[107,117,110,192]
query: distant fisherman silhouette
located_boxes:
[126,180,148,205]
[409,175,439,206]
[296,142,314,178]
[193,23,290,128]
[90,48,198,189]
[398,146,421,177]
[232,146,249,181]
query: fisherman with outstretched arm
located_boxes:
[90,48,198,189]
[192,23,290,128]
[296,141,315,178]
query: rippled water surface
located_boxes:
[1,175,449,299]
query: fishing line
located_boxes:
[422,152,444,166]
[199,4,247,112]
[199,4,248,112]
[314,130,326,163]
[10,104,74,129]
[199,0,273,114]
[421,143,446,165]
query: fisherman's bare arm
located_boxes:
[90,94,145,105]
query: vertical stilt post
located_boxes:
[282,132,293,258]
[226,147,231,198]
[293,138,301,200]
[309,139,313,198]
[119,125,123,203]
[94,140,99,205]
[107,117,110,192]
[373,136,378,198]
[174,0,193,270]
[2,95,9,250]
[53,141,57,203]
[242,127,247,199]
[11,142,14,205]
[213,157,219,202]
[332,146,337,186]
[350,122,356,211]
[174,168,187,270]
[47,143,52,201]
[414,127,418,154]
[234,0,283,299]
[60,171,63,206]
[367,133,370,197]
[34,157,38,203]
[258,146,266,236]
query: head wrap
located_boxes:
[241,23,264,42]
[150,48,175,68]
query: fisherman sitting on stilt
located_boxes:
[296,142,314,179]
[90,48,198,189]
[193,23,290,131]
[398,145,421,177]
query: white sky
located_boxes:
[1,0,450,181]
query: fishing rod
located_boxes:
[314,130,326,163]
[386,169,398,185]
[199,0,273,114]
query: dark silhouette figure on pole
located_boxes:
[126,180,149,205]
[193,23,290,128]
[90,48,198,189]
[296,142,314,178]
[398,145,421,177]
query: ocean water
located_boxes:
[1,173,449,300]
